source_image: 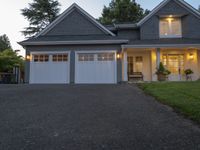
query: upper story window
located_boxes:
[159,17,182,38]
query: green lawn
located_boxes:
[139,81,200,124]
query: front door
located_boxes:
[163,54,184,81]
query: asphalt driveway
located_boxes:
[0,84,200,150]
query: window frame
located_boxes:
[97,53,115,61]
[33,54,49,62]
[78,53,95,62]
[159,17,182,38]
[52,54,68,62]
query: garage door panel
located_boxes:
[75,52,117,84]
[30,53,70,84]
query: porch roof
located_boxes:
[123,38,200,48]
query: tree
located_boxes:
[99,0,150,25]
[0,49,24,72]
[0,34,12,52]
[21,0,60,37]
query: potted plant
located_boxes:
[156,62,171,81]
[184,69,193,81]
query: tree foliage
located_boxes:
[0,34,12,52]
[21,0,61,37]
[0,49,24,72]
[99,0,150,24]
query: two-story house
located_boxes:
[19,0,200,84]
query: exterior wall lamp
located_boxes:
[26,55,31,61]
[117,53,121,59]
[189,53,194,60]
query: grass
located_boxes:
[139,81,200,124]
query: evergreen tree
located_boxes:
[0,34,12,52]
[99,0,150,24]
[21,0,60,37]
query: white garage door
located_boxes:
[30,52,70,84]
[75,51,117,84]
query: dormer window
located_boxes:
[159,17,182,38]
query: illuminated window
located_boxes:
[53,54,68,62]
[33,54,49,62]
[162,54,184,75]
[160,18,182,38]
[98,53,115,61]
[78,54,94,61]
[134,56,143,72]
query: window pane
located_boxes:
[34,55,39,62]
[58,55,63,61]
[160,20,170,36]
[63,54,68,61]
[171,19,181,36]
[39,55,44,62]
[53,55,57,62]
[44,55,49,62]
[136,56,143,62]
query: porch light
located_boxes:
[189,54,194,60]
[26,55,31,61]
[117,53,121,59]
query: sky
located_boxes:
[0,0,199,56]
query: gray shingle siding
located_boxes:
[117,29,140,40]
[46,9,106,36]
[140,16,159,40]
[182,14,200,39]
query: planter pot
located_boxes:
[157,73,167,81]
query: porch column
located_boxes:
[156,48,161,68]
[123,50,128,82]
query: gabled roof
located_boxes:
[35,3,115,37]
[137,0,200,26]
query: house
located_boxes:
[19,0,200,84]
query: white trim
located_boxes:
[36,3,115,37]
[122,44,200,49]
[20,40,128,46]
[30,51,70,55]
[137,0,200,26]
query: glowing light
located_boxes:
[189,54,194,60]
[26,55,31,60]
[117,54,120,59]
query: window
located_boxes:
[78,54,94,61]
[33,54,49,62]
[53,54,68,62]
[98,53,115,61]
[134,56,143,72]
[159,18,182,38]
[162,54,184,75]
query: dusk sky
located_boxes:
[0,0,199,56]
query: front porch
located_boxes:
[121,47,200,82]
